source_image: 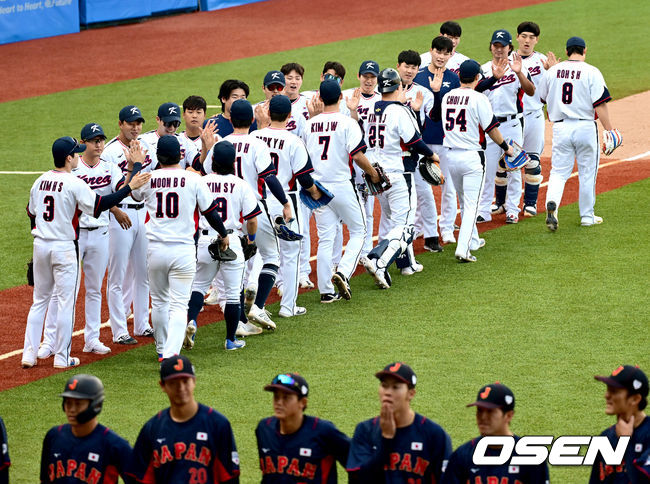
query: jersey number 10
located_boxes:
[155,192,179,218]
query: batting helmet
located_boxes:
[59,374,105,424]
[377,68,401,93]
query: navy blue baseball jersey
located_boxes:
[205,115,258,138]
[441,435,549,484]
[633,447,650,480]
[0,416,9,484]
[40,423,132,483]
[414,68,461,145]
[589,415,650,484]
[347,412,452,483]
[130,403,239,483]
[256,415,350,483]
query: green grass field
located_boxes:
[1,0,649,482]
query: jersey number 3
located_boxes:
[43,195,55,222]
[445,108,467,132]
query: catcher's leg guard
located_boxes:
[523,154,543,208]
[494,162,508,207]
[372,226,411,271]
[394,226,416,269]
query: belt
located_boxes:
[497,114,522,122]
[554,119,592,123]
[201,229,233,236]
[117,203,144,210]
[80,227,100,231]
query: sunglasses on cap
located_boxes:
[324,73,343,85]
[66,138,83,157]
[164,121,181,129]
[273,374,297,386]
[266,84,284,92]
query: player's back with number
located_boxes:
[442,88,497,150]
[201,173,259,236]
[254,127,310,191]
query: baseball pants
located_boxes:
[522,109,545,208]
[413,164,439,238]
[298,201,312,279]
[192,236,245,306]
[434,144,459,239]
[277,192,303,315]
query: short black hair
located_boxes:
[281,62,305,77]
[459,73,478,84]
[212,159,235,176]
[397,50,421,67]
[54,157,66,168]
[322,61,345,80]
[218,80,250,112]
[270,111,290,122]
[231,117,252,129]
[431,35,454,53]
[489,43,514,54]
[182,95,207,112]
[158,153,181,166]
[440,21,462,37]
[517,21,540,36]
[566,45,585,56]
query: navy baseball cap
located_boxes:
[119,105,145,123]
[269,95,292,114]
[566,36,586,48]
[359,60,380,76]
[212,140,236,166]
[264,70,286,87]
[157,135,181,159]
[491,29,512,46]
[467,382,515,412]
[319,79,342,104]
[160,355,195,382]
[375,362,417,388]
[80,123,106,141]
[230,99,254,122]
[459,59,481,80]
[52,137,86,163]
[595,365,648,398]
[158,102,181,123]
[264,373,309,398]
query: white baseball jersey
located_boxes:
[131,168,214,245]
[442,88,499,151]
[480,61,529,116]
[341,89,381,126]
[101,136,154,204]
[179,131,203,152]
[521,51,548,112]
[446,51,470,73]
[364,101,420,173]
[537,60,610,122]
[28,170,98,241]
[200,173,261,236]
[304,111,365,183]
[72,159,125,228]
[403,82,434,126]
[254,127,313,191]
[291,95,310,121]
[139,130,199,170]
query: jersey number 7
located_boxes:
[445,108,467,132]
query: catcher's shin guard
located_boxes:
[523,154,543,207]
[369,227,411,271]
[395,243,416,269]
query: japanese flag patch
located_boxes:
[509,465,519,474]
[300,448,312,457]
[232,451,240,465]
[88,452,99,462]
[411,442,423,451]
[635,443,643,453]
[197,432,208,441]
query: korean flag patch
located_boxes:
[411,442,423,451]
[300,448,312,457]
[509,465,519,474]
[197,432,208,441]
[88,452,99,462]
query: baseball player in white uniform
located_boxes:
[437,60,514,262]
[180,95,207,154]
[420,21,469,73]
[185,141,261,350]
[22,137,149,369]
[131,135,230,359]
[255,70,308,139]
[478,30,535,225]
[303,79,379,302]
[537,36,617,230]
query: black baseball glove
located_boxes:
[240,235,258,261]
[208,238,237,262]
[363,163,391,195]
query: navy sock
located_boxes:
[224,303,239,341]
[187,291,205,323]
[255,264,278,308]
[239,289,248,322]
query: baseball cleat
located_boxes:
[423,237,443,252]
[205,286,219,305]
[471,238,486,251]
[476,215,488,223]
[506,213,519,224]
[225,338,246,351]
[545,201,558,231]
[278,306,307,318]
[365,260,390,289]
[581,215,603,226]
[21,357,36,369]
[299,277,315,289]
[136,327,154,337]
[53,357,81,369]
[331,272,351,300]
[183,320,197,350]
[248,304,276,330]
[114,334,138,345]
[491,204,506,214]
[320,293,341,303]
[236,321,263,336]
[157,353,164,362]
[83,340,111,355]
[523,205,537,217]
[441,232,456,244]
[401,261,423,276]
[37,345,54,359]
[455,254,477,263]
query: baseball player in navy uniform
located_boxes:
[590,365,650,484]
[634,448,650,480]
[40,374,133,483]
[202,80,254,140]
[0,415,9,483]
[256,373,350,483]
[347,362,452,483]
[22,137,149,369]
[441,382,550,484]
[420,21,469,73]
[537,36,619,231]
[130,355,240,483]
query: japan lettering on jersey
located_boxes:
[537,60,611,122]
[521,52,548,112]
[256,415,351,484]
[129,403,240,484]
[28,171,98,241]
[347,413,452,484]
[101,136,154,204]
[72,159,125,228]
[254,127,313,191]
[40,423,133,483]
[446,51,470,74]
[441,436,550,484]
[131,168,215,245]
[364,101,419,173]
[442,88,499,151]
[139,130,200,170]
[201,173,261,236]
[304,111,366,183]
[341,89,382,126]
[480,60,529,116]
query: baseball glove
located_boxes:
[500,139,530,172]
[208,238,237,262]
[273,217,303,241]
[27,258,34,286]
[602,129,623,156]
[299,180,334,210]
[240,235,258,260]
[364,163,391,195]
[418,156,444,186]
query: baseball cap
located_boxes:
[52,136,86,163]
[319,79,342,104]
[269,95,292,114]
[359,60,380,76]
[566,36,586,48]
[157,135,181,159]
[158,102,181,123]
[595,365,648,397]
[375,362,417,387]
[264,70,286,88]
[264,373,309,398]
[491,29,512,46]
[458,59,481,80]
[119,105,145,123]
[467,382,515,412]
[230,99,254,122]
[160,355,196,382]
[212,140,236,166]
[80,123,106,141]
